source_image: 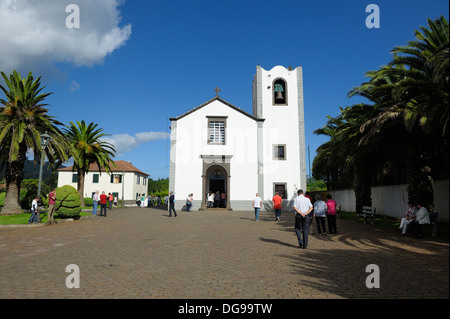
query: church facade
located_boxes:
[169,65,307,211]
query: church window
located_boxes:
[273,78,287,105]
[273,144,286,160]
[207,117,227,144]
[274,183,287,199]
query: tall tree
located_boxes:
[64,121,116,204]
[349,16,449,206]
[0,71,70,215]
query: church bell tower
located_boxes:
[252,65,307,204]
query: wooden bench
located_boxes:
[357,206,376,225]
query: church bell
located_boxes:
[274,83,284,101]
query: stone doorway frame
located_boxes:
[200,155,232,210]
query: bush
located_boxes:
[0,192,5,207]
[55,185,81,219]
[84,197,93,206]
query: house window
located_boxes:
[208,117,227,144]
[93,174,99,183]
[273,78,287,105]
[72,174,78,183]
[273,144,286,160]
[274,183,287,199]
[137,175,140,184]
[110,174,122,183]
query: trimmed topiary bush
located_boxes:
[55,185,81,219]
[84,197,93,206]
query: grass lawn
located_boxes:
[0,210,93,225]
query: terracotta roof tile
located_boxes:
[57,160,149,176]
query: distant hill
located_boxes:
[0,160,65,180]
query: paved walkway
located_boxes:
[0,207,448,299]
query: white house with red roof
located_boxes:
[57,160,149,202]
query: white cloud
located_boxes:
[69,81,81,92]
[0,0,131,74]
[103,131,169,155]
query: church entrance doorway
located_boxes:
[201,163,231,210]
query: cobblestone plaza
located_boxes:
[0,207,448,299]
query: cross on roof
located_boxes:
[214,86,221,97]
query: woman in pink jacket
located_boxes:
[326,194,338,234]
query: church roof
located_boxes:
[169,96,264,122]
[57,160,149,176]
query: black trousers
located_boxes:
[100,203,107,216]
[327,214,337,234]
[315,216,327,234]
[169,204,177,217]
[295,213,309,248]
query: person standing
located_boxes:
[47,189,56,224]
[157,195,161,207]
[252,193,262,221]
[214,191,220,208]
[221,192,226,208]
[293,189,313,249]
[326,194,338,234]
[169,191,177,217]
[186,193,193,211]
[99,191,108,217]
[28,196,40,224]
[92,190,99,215]
[313,194,327,235]
[108,193,113,210]
[272,192,283,221]
[207,191,214,208]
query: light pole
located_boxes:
[37,132,51,210]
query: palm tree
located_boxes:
[0,71,70,215]
[313,104,379,213]
[64,121,116,205]
[349,16,449,206]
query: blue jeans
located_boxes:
[28,210,39,224]
[274,209,281,220]
[254,207,260,221]
[295,213,309,248]
[92,201,98,215]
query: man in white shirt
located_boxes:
[252,193,262,221]
[92,191,99,216]
[293,189,313,248]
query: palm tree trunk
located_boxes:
[353,161,372,215]
[1,158,25,215]
[77,168,85,207]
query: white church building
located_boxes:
[169,65,307,211]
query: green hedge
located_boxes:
[84,197,93,206]
[55,185,81,218]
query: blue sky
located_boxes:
[1,0,448,179]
